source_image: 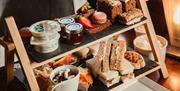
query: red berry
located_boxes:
[79,17,93,29]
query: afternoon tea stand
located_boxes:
[0,0,168,91]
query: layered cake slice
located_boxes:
[120,0,137,12]
[97,0,122,22]
[118,8,144,25]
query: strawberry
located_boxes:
[79,17,93,29]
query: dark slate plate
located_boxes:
[26,17,147,62]
[88,57,159,91]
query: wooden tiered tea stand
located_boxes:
[0,0,169,91]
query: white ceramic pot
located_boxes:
[29,20,61,41]
[133,35,168,61]
[30,34,60,53]
[49,65,80,91]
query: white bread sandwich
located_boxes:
[121,73,135,83]
[119,59,134,75]
[98,71,120,87]
[110,40,127,71]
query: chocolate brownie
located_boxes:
[97,0,122,23]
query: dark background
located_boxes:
[0,0,74,36]
[0,0,169,40]
[147,0,169,40]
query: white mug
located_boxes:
[49,65,80,91]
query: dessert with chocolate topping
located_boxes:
[52,68,77,84]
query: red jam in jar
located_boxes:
[65,23,84,45]
[19,27,32,44]
[58,17,75,42]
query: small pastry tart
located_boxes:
[124,51,145,69]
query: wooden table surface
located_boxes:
[158,57,180,91]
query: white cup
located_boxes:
[134,35,168,61]
[49,65,80,91]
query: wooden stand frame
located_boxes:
[0,0,168,91]
[0,37,15,91]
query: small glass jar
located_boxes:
[58,17,75,42]
[65,23,84,45]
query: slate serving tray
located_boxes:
[26,17,147,62]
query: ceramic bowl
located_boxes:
[49,65,80,91]
[133,35,168,61]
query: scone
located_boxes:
[124,51,145,69]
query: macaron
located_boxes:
[92,11,107,24]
